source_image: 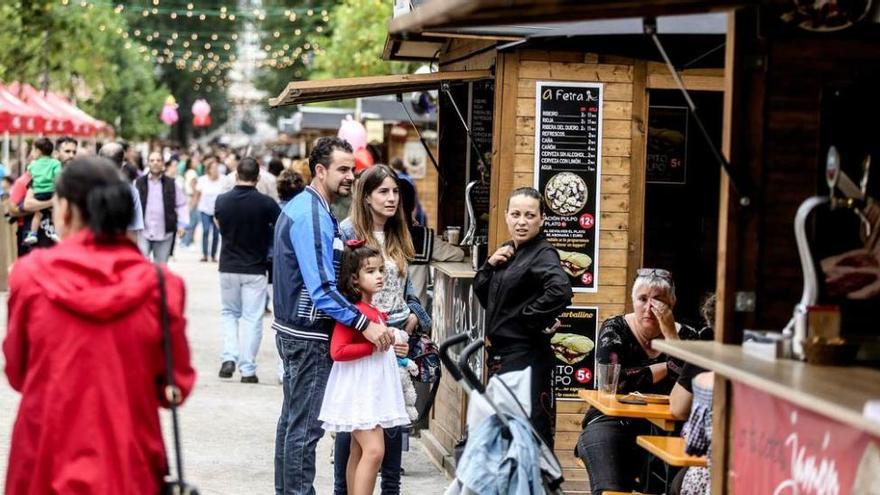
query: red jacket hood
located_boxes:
[19,230,159,322]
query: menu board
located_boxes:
[467,80,494,237]
[553,306,598,400]
[533,82,603,293]
[469,80,494,179]
[647,106,688,184]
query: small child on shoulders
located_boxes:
[23,138,61,245]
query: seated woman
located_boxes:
[576,268,696,495]
[671,371,714,495]
[670,294,716,420]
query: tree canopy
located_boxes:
[0,1,167,140]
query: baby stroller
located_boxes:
[440,333,565,495]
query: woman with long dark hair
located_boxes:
[335,164,423,494]
[3,157,196,493]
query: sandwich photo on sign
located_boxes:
[551,333,595,365]
[552,306,598,400]
[557,249,592,278]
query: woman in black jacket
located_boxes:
[474,187,573,448]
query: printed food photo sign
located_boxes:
[534,82,603,292]
[647,106,688,184]
[552,306,598,400]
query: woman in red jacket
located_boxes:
[3,156,196,495]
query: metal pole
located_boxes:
[3,131,9,168]
[645,18,752,207]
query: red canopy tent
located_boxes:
[7,83,75,136]
[0,85,45,135]
[0,83,113,138]
[43,91,97,137]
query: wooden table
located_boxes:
[636,436,708,467]
[577,389,678,431]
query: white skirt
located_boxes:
[319,347,411,432]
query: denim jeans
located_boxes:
[138,235,175,264]
[275,335,332,495]
[333,427,404,495]
[220,272,267,376]
[200,211,219,259]
[578,414,651,495]
[182,207,199,246]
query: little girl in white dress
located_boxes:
[318,241,410,495]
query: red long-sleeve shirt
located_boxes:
[330,301,384,361]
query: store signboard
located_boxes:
[553,306,598,400]
[466,80,494,238]
[647,106,688,184]
[731,382,880,494]
[534,81,603,292]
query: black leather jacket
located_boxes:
[474,234,573,348]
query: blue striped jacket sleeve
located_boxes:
[290,203,369,331]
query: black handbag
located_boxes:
[155,265,199,495]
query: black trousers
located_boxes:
[487,342,556,449]
[577,414,651,495]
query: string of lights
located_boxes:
[56,0,330,91]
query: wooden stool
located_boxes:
[636,435,708,467]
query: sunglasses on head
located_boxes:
[637,268,673,282]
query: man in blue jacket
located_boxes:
[273,137,394,495]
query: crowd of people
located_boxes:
[1,133,715,495]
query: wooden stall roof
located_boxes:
[389,0,758,35]
[269,70,493,107]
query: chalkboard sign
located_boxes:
[552,306,598,400]
[467,80,494,237]
[469,80,494,179]
[647,106,688,184]
[533,82,603,293]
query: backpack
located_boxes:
[407,331,441,384]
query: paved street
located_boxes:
[0,243,450,494]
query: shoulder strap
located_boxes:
[155,265,187,491]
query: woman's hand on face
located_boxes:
[487,245,515,267]
[650,298,678,339]
[393,341,409,358]
[404,313,418,335]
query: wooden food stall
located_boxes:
[388,1,880,494]
[386,7,726,493]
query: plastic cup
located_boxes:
[596,363,621,399]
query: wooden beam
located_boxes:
[488,51,520,250]
[647,74,725,92]
[625,60,649,312]
[269,70,492,107]
[422,31,523,42]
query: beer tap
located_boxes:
[787,146,874,359]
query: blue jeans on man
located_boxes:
[274,334,332,495]
[220,273,267,377]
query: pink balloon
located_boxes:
[160,104,179,125]
[354,148,374,171]
[192,98,211,118]
[337,115,367,151]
